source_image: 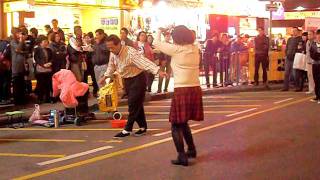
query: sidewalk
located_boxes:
[0,82,283,120]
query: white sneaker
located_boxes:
[318,101,320,104]
[306,91,314,95]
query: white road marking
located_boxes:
[119,105,261,108]
[226,108,257,117]
[37,146,113,166]
[152,124,200,137]
[274,98,294,104]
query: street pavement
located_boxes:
[0,90,319,179]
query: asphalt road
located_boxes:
[0,90,319,180]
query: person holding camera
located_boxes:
[10,27,29,105]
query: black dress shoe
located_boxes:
[113,131,131,138]
[171,153,188,166]
[186,150,197,158]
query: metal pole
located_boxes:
[269,0,273,50]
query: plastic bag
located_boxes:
[98,80,118,112]
[29,104,42,122]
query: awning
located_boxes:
[284,0,320,12]
[272,19,305,28]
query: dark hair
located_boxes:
[316,29,320,35]
[49,32,60,42]
[20,26,28,35]
[171,25,195,45]
[44,25,51,29]
[95,29,105,35]
[87,32,94,39]
[36,35,48,45]
[11,27,21,35]
[147,34,154,39]
[121,27,129,35]
[106,34,121,45]
[74,26,81,34]
[137,31,147,42]
[302,32,308,36]
[30,28,38,37]
[51,19,58,23]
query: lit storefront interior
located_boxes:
[1,0,140,38]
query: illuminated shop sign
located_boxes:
[284,11,320,20]
[101,17,119,30]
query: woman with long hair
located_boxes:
[154,26,204,166]
[134,31,155,92]
[49,32,67,74]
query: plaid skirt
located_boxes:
[169,86,204,124]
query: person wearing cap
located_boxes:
[282,27,303,91]
[99,35,167,138]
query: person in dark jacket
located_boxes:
[220,33,232,86]
[10,27,28,105]
[294,32,308,92]
[34,35,53,103]
[282,27,302,91]
[309,29,320,103]
[92,29,110,90]
[83,32,99,96]
[49,19,65,43]
[0,39,11,104]
[254,27,269,87]
[49,32,67,74]
[204,33,222,88]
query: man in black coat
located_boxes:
[254,27,269,86]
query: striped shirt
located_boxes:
[104,45,160,78]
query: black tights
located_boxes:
[171,123,196,153]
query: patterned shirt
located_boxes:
[104,45,160,78]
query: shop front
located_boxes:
[0,0,134,39]
[127,0,207,41]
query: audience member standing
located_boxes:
[34,35,53,103]
[49,19,65,42]
[134,31,155,92]
[254,28,269,87]
[306,30,315,94]
[282,27,302,91]
[92,29,110,92]
[309,29,320,104]
[10,28,28,105]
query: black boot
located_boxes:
[171,153,188,166]
[182,123,197,158]
[171,124,188,166]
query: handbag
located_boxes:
[36,64,52,73]
[293,53,306,70]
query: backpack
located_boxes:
[0,40,11,72]
[310,42,320,62]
